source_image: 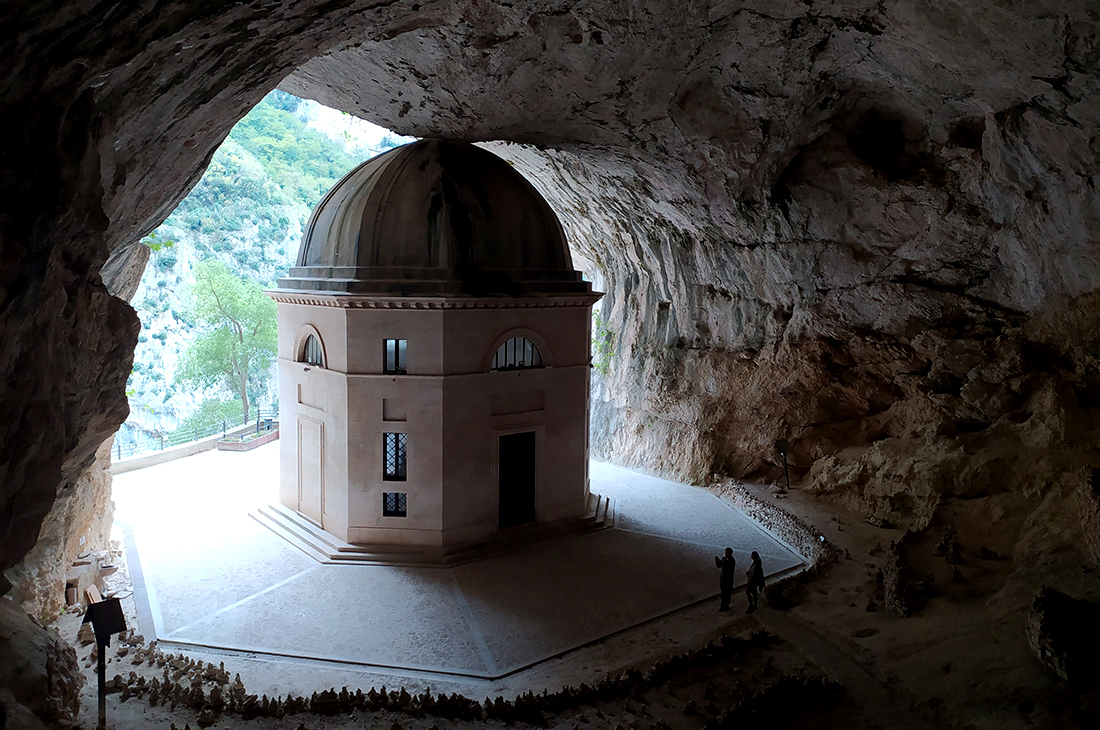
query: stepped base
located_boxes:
[250,493,615,567]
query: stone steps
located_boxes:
[250,492,615,567]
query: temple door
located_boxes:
[498,431,536,528]
[298,418,323,524]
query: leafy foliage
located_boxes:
[267,90,302,114]
[175,261,277,422]
[169,139,289,240]
[153,247,178,272]
[378,134,401,151]
[592,310,614,375]
[158,91,361,282]
[171,397,245,438]
[142,230,175,252]
[127,90,401,443]
[228,94,360,213]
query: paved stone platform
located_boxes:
[113,443,804,679]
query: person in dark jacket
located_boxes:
[714,547,736,612]
[746,551,765,613]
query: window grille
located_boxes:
[383,492,407,517]
[384,339,407,374]
[301,334,324,367]
[492,336,543,371]
[383,432,407,481]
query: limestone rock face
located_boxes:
[3,245,143,622]
[4,438,116,624]
[0,598,83,726]
[1080,469,1100,566]
[101,241,151,303]
[2,1,1100,588]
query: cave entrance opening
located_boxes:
[114,90,412,464]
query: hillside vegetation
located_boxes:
[120,91,402,451]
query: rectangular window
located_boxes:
[383,339,407,375]
[383,492,408,517]
[383,432,407,481]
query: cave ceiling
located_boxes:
[2,0,1100,579]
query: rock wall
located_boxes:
[4,242,147,623]
[0,598,83,727]
[1027,586,1100,682]
[0,0,406,586]
[2,0,1099,602]
[484,128,1100,530]
[1078,468,1100,566]
[285,1,1100,530]
[444,5,1100,533]
[3,438,117,624]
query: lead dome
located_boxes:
[279,138,591,297]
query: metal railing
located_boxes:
[114,407,278,461]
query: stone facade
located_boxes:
[274,296,597,546]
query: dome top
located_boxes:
[278,139,591,297]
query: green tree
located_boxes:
[171,397,244,438]
[141,230,175,252]
[176,261,277,423]
[377,134,401,151]
[591,309,614,375]
[267,90,302,114]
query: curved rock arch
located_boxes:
[1,1,1098,623]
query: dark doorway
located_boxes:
[498,431,536,528]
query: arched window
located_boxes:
[300,334,325,368]
[492,336,543,371]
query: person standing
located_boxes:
[746,551,765,613]
[714,547,736,612]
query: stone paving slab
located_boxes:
[169,565,490,675]
[114,443,805,679]
[114,448,315,637]
[592,462,799,571]
[142,529,314,637]
[454,529,762,674]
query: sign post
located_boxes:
[82,597,127,729]
[775,439,792,494]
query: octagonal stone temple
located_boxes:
[270,139,603,549]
